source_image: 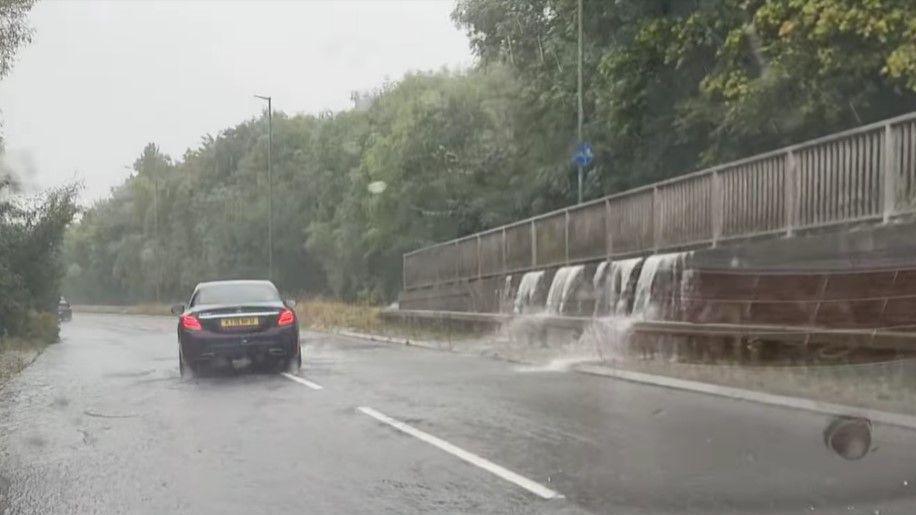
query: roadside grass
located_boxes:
[73,304,173,316]
[295,298,480,341]
[73,299,471,341]
[295,299,382,332]
[0,313,58,385]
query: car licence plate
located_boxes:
[220,317,259,328]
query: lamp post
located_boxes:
[576,0,584,204]
[254,94,273,280]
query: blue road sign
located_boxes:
[572,142,593,167]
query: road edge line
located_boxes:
[324,328,916,431]
[335,329,440,351]
[356,406,563,500]
[281,372,323,390]
[575,363,916,430]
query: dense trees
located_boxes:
[64,0,916,304]
[1,0,78,341]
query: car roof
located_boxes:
[194,280,276,290]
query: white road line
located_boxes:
[357,406,564,500]
[281,372,323,390]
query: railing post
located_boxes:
[453,241,459,281]
[785,150,797,236]
[476,234,482,279]
[883,123,898,223]
[711,171,722,246]
[501,227,507,274]
[530,220,537,268]
[605,198,612,257]
[564,209,570,263]
[652,186,660,250]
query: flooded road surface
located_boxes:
[2,314,916,514]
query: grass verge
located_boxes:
[0,337,48,386]
[73,300,478,342]
[74,304,173,316]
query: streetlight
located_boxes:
[576,0,584,204]
[254,94,273,280]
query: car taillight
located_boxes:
[277,309,296,326]
[180,314,202,331]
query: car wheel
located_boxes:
[179,349,196,377]
[280,354,301,374]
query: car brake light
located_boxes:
[180,314,202,331]
[277,309,296,326]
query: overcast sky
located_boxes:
[0,0,473,202]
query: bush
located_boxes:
[0,181,78,339]
[20,311,59,343]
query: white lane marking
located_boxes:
[281,372,323,390]
[357,406,564,500]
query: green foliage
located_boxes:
[0,0,35,148]
[64,0,916,304]
[0,182,79,339]
[454,0,916,186]
[0,0,33,80]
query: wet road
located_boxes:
[2,314,916,514]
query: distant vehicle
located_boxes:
[171,280,300,376]
[57,297,72,322]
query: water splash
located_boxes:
[514,271,545,314]
[580,316,636,362]
[513,356,596,373]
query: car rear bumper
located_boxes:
[180,328,299,362]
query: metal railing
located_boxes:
[403,111,916,291]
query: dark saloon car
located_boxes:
[58,297,72,322]
[172,280,300,375]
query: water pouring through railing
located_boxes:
[514,271,545,314]
[545,265,584,314]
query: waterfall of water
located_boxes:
[592,261,610,316]
[631,252,688,319]
[545,268,570,313]
[501,275,513,312]
[558,265,584,314]
[514,271,545,314]
[544,265,585,314]
[593,261,609,290]
[610,258,643,315]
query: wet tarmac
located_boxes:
[1,314,916,514]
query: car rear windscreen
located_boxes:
[193,283,280,305]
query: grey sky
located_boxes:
[0,0,472,202]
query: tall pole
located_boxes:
[153,178,160,303]
[576,0,584,204]
[267,97,273,281]
[255,95,273,281]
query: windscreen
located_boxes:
[193,283,279,305]
[7,1,916,514]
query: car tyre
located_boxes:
[179,349,196,377]
[281,353,301,374]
